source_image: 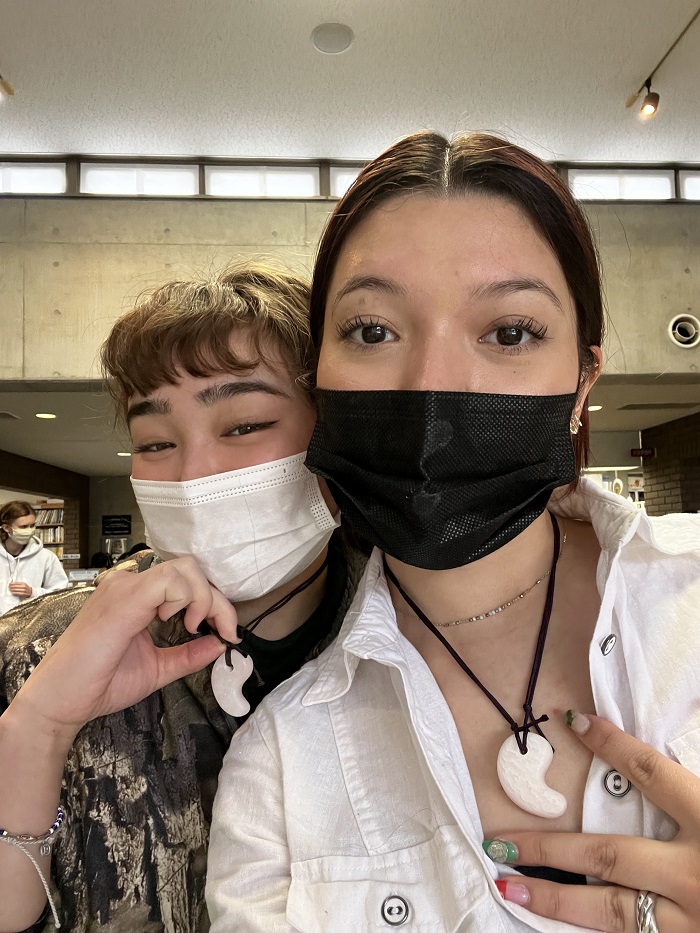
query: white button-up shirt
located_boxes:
[207,481,700,933]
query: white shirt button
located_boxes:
[381,895,410,925]
[600,634,617,656]
[604,769,632,797]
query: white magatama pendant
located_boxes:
[496,733,567,819]
[210,648,255,717]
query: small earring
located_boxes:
[569,414,582,436]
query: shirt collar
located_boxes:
[302,479,697,707]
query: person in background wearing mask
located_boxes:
[0,501,68,615]
[0,265,356,933]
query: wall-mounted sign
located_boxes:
[102,514,132,536]
[630,448,655,459]
[63,553,81,560]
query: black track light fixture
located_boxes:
[641,79,660,118]
[625,5,699,114]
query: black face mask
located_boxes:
[306,389,578,570]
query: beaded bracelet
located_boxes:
[0,807,64,928]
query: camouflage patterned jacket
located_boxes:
[0,547,361,933]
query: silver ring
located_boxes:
[636,891,659,933]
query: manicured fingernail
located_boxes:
[483,839,519,864]
[495,880,530,906]
[566,709,591,734]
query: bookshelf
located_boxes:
[35,500,65,560]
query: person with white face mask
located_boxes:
[0,265,357,933]
[0,501,68,615]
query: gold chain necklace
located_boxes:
[396,529,566,628]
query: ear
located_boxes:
[574,346,602,421]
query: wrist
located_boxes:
[1,695,79,757]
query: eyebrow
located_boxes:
[126,397,170,426]
[194,380,290,406]
[126,380,289,428]
[472,277,564,312]
[333,275,408,306]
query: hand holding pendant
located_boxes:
[9,556,239,746]
[484,713,700,932]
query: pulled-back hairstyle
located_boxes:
[310,132,604,471]
[101,263,313,424]
[0,501,36,543]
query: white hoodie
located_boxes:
[0,535,69,615]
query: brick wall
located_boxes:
[62,497,81,572]
[641,412,700,516]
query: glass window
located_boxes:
[0,162,66,194]
[569,169,674,200]
[81,164,198,196]
[679,171,700,200]
[330,166,360,198]
[205,165,319,197]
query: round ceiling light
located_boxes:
[35,412,56,419]
[117,451,132,457]
[312,23,354,54]
[588,405,603,412]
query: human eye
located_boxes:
[132,441,175,454]
[224,420,278,437]
[336,315,397,347]
[480,317,549,353]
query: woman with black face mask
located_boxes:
[207,134,700,933]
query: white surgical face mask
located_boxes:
[131,453,340,602]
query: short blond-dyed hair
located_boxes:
[101,263,313,424]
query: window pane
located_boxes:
[330,166,360,197]
[81,165,138,194]
[81,164,198,196]
[569,169,674,201]
[139,166,198,196]
[569,171,621,200]
[265,167,319,197]
[1,163,66,194]
[205,165,319,197]
[620,172,673,200]
[680,172,700,200]
[205,167,264,196]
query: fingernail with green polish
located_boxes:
[483,839,519,864]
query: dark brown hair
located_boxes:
[0,501,36,543]
[310,131,604,471]
[101,263,313,425]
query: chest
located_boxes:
[428,593,599,837]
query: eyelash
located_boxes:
[493,317,549,354]
[335,314,549,352]
[132,421,279,453]
[336,315,384,341]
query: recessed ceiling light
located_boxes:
[588,405,603,412]
[35,412,56,419]
[312,22,354,54]
[117,451,132,457]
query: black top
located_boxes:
[236,535,348,720]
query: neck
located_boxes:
[2,537,25,557]
[234,547,329,640]
[386,510,557,648]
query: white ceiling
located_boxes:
[1,0,699,162]
[1,379,699,477]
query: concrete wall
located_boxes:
[0,198,332,380]
[585,203,700,378]
[0,198,698,381]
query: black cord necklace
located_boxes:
[209,553,330,718]
[384,511,568,819]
